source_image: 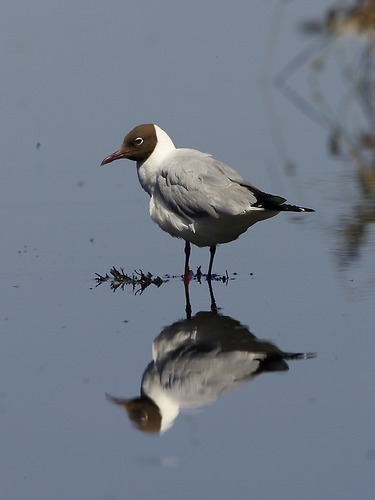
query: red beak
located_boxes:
[100,150,127,166]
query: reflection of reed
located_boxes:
[302,1,375,43]
[329,109,375,270]
[317,1,375,270]
[326,1,375,42]
[335,139,375,268]
[107,311,315,434]
[267,1,375,273]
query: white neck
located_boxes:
[136,125,176,195]
[147,384,180,433]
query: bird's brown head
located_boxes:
[106,393,162,434]
[101,124,157,165]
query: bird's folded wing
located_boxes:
[155,149,261,219]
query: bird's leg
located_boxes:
[207,245,216,280]
[184,241,191,284]
[184,278,192,320]
[207,279,218,312]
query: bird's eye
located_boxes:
[134,137,144,146]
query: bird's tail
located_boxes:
[255,351,316,374]
[277,203,314,213]
[246,185,315,212]
[281,352,316,360]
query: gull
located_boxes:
[101,124,314,279]
[106,311,315,434]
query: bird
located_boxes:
[101,124,314,279]
[106,311,315,433]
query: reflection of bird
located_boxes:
[107,312,315,434]
[101,124,313,279]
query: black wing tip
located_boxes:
[276,352,316,361]
[278,204,315,213]
[287,352,317,360]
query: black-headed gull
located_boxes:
[101,124,314,279]
[106,311,315,433]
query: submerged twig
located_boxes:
[95,267,165,294]
[95,266,236,293]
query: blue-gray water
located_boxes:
[1,1,374,499]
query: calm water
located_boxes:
[1,1,374,499]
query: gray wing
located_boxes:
[156,149,275,220]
